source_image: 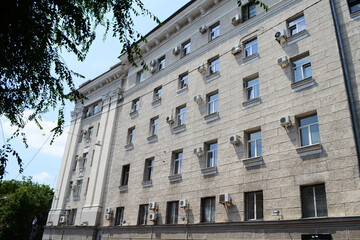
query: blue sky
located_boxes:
[1,0,190,188]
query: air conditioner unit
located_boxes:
[229,135,240,145]
[63,210,70,216]
[105,213,111,220]
[193,95,203,104]
[149,201,157,210]
[154,93,161,101]
[179,199,188,208]
[81,129,87,135]
[166,115,174,124]
[199,25,207,34]
[149,213,157,221]
[280,115,292,127]
[150,67,156,74]
[275,29,287,44]
[231,44,242,55]
[219,193,231,204]
[149,60,157,67]
[71,184,77,191]
[231,14,241,25]
[277,56,289,68]
[193,147,203,156]
[59,216,66,223]
[106,208,112,214]
[198,64,206,74]
[173,46,180,55]
[76,155,82,161]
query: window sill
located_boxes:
[205,72,220,83]
[287,29,309,45]
[172,124,186,134]
[242,97,261,109]
[142,180,153,188]
[130,110,138,119]
[177,86,188,96]
[242,53,259,65]
[204,112,219,123]
[168,174,182,183]
[201,166,217,176]
[151,98,162,108]
[242,156,263,168]
[147,134,158,144]
[296,143,322,157]
[124,143,134,151]
[118,185,128,193]
[291,77,315,92]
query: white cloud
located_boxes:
[33,172,55,185]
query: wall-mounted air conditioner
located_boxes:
[149,201,157,210]
[193,147,203,156]
[280,116,292,128]
[106,208,112,214]
[179,199,189,208]
[105,213,111,220]
[59,216,66,223]
[219,193,231,204]
[199,25,207,34]
[275,29,287,44]
[166,115,174,124]
[231,14,241,25]
[198,65,206,74]
[150,67,156,74]
[193,95,203,104]
[277,56,289,68]
[149,60,157,67]
[229,135,240,145]
[231,44,242,55]
[173,46,180,55]
[149,213,157,221]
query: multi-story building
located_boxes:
[44,0,360,239]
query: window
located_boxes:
[206,142,217,168]
[82,153,88,168]
[115,207,124,226]
[84,178,90,196]
[72,158,77,171]
[131,98,140,112]
[209,22,220,41]
[74,180,82,196]
[150,117,159,136]
[92,104,99,115]
[96,123,100,137]
[121,165,130,186]
[144,158,154,181]
[179,73,188,89]
[68,181,73,196]
[176,105,186,126]
[127,127,135,145]
[158,56,166,71]
[247,130,262,158]
[293,55,312,83]
[154,86,162,101]
[245,191,263,220]
[245,77,260,100]
[166,201,179,224]
[173,151,183,175]
[301,184,328,218]
[243,3,256,21]
[69,209,77,225]
[209,57,219,74]
[288,15,306,36]
[138,204,149,225]
[244,38,258,58]
[298,114,320,147]
[88,127,94,140]
[137,70,144,83]
[348,0,360,13]
[207,92,218,115]
[201,197,215,222]
[182,40,191,56]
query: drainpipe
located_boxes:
[329,0,360,167]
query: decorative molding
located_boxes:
[242,156,263,168]
[296,143,322,157]
[204,112,220,123]
[291,77,315,92]
[242,97,261,109]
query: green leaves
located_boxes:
[237,0,269,12]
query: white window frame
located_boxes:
[301,184,328,218]
[138,204,149,225]
[88,127,93,139]
[244,39,258,58]
[154,87,162,101]
[206,142,217,168]
[75,180,82,196]
[115,207,124,226]
[167,201,179,224]
[131,99,139,112]
[128,127,135,145]
[82,153,88,168]
[121,165,130,186]
[209,23,220,41]
[245,77,260,100]
[137,70,144,83]
[209,57,219,74]
[207,93,218,115]
[292,55,312,83]
[245,191,263,220]
[247,131,262,158]
[182,40,191,56]
[288,15,306,36]
[92,104,98,115]
[150,117,159,136]
[176,106,186,126]
[158,56,166,71]
[298,115,320,147]
[201,197,216,222]
[173,151,183,175]
[179,74,188,89]
[145,159,154,181]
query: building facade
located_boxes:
[44,0,360,239]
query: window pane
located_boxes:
[300,115,318,126]
[248,141,256,158]
[256,192,263,219]
[301,186,316,218]
[310,124,320,144]
[252,41,258,54]
[294,67,303,82]
[250,131,261,140]
[315,185,328,217]
[246,192,255,220]
[300,127,310,146]
[304,64,312,79]
[256,139,262,156]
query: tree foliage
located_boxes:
[0,177,54,240]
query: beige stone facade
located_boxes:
[44,0,360,239]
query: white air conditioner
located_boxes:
[179,199,188,208]
[81,129,87,135]
[198,64,206,74]
[231,44,242,55]
[149,201,157,210]
[231,14,241,25]
[277,56,289,68]
[193,147,203,156]
[280,116,292,127]
[166,115,174,124]
[173,46,180,55]
[149,60,157,67]
[59,216,66,223]
[106,208,112,214]
[150,67,156,74]
[193,95,203,104]
[229,135,240,145]
[199,25,207,34]
[105,213,111,220]
[219,193,231,204]
[76,155,82,161]
[149,213,157,221]
[275,29,287,44]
